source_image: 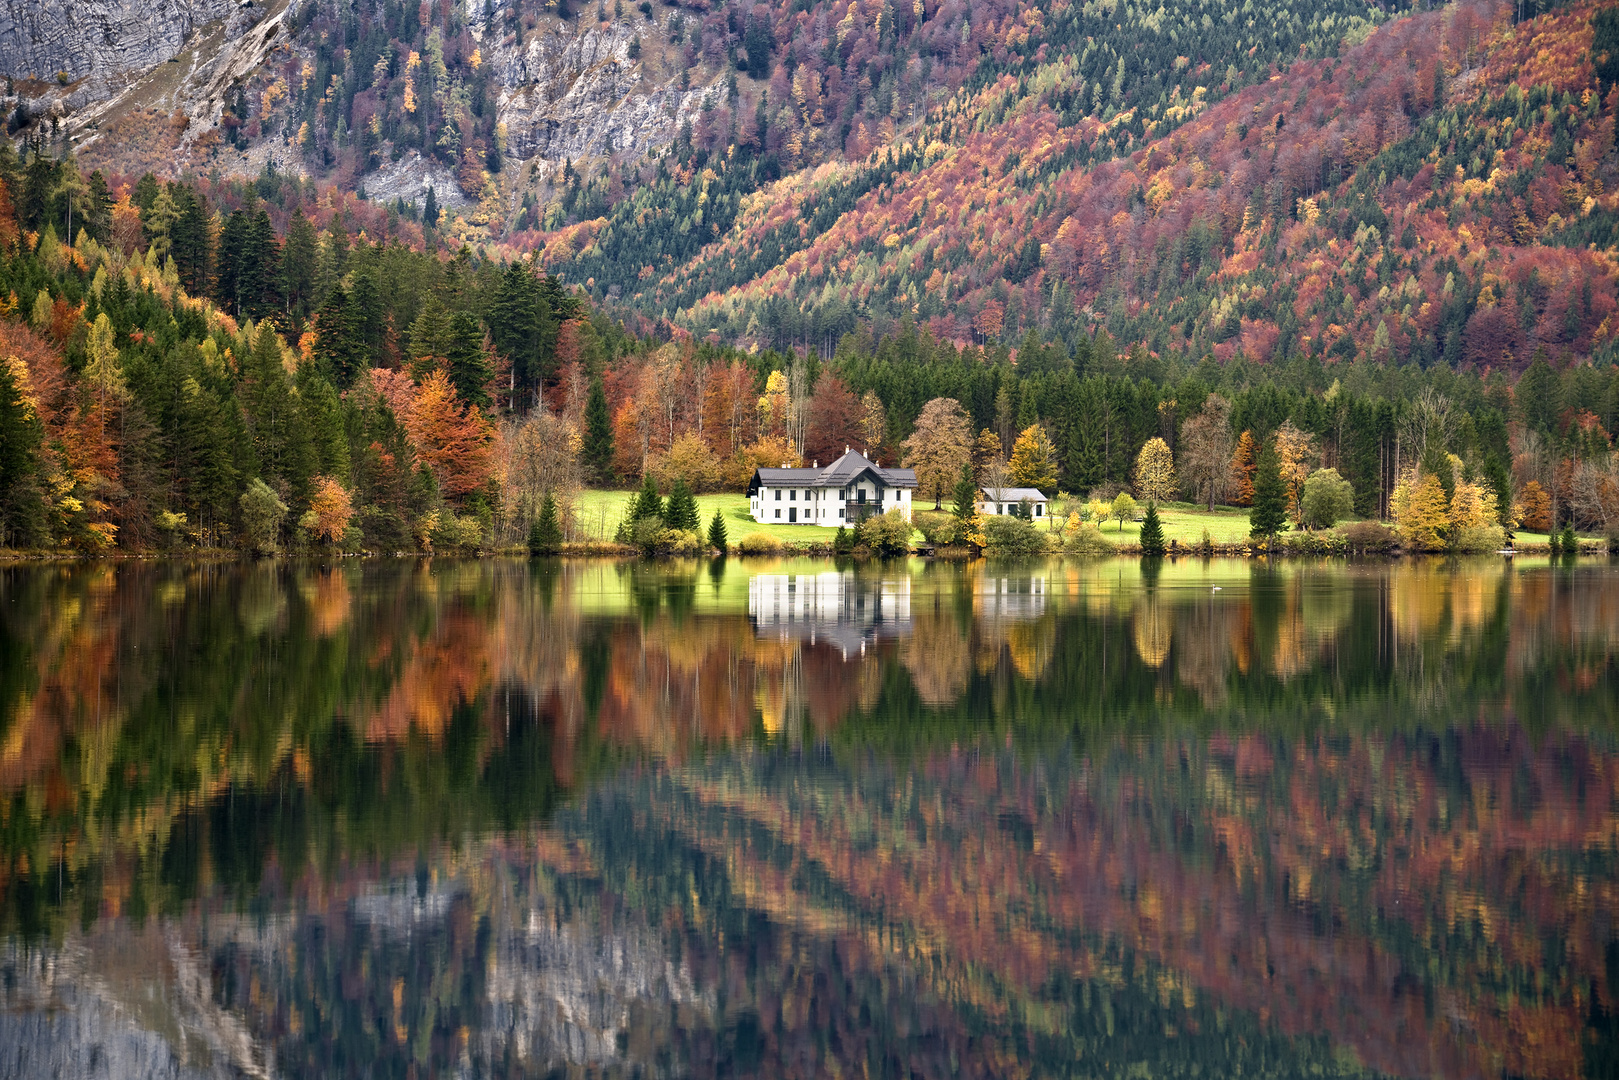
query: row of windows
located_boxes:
[766,487,907,501]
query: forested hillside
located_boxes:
[1,0,1618,556]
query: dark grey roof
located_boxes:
[750,450,916,492]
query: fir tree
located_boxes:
[583,375,614,483]
[529,492,562,555]
[666,478,699,531]
[952,461,977,520]
[707,508,728,553]
[628,472,663,523]
[1138,501,1165,557]
[1249,444,1288,542]
[445,311,492,408]
[423,185,439,228]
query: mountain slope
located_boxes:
[549,0,1619,371]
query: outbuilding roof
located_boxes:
[980,487,1050,502]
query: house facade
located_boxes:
[746,449,916,527]
[979,487,1049,518]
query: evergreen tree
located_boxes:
[445,311,492,409]
[0,355,45,547]
[628,472,663,523]
[1138,501,1165,557]
[583,375,614,483]
[423,185,439,228]
[313,285,364,387]
[529,492,562,555]
[953,461,978,519]
[1249,444,1288,541]
[240,324,312,497]
[281,210,320,322]
[666,478,699,531]
[707,508,728,552]
[1559,524,1577,556]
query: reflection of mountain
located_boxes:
[2,560,1619,1078]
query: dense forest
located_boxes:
[0,0,1617,553]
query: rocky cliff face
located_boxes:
[0,0,236,90]
[485,20,721,167]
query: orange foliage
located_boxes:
[401,370,493,500]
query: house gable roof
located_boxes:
[747,450,917,495]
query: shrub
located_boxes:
[240,478,287,554]
[832,525,854,555]
[1279,530,1346,555]
[1061,520,1115,556]
[981,514,1049,556]
[856,509,914,557]
[1338,520,1400,555]
[659,528,703,556]
[912,510,958,544]
[431,513,484,551]
[1451,523,1506,554]
[1300,468,1355,530]
[738,531,784,555]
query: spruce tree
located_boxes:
[666,478,699,531]
[952,461,977,519]
[445,311,492,408]
[1249,444,1288,542]
[1138,501,1165,557]
[529,492,562,555]
[1559,525,1577,556]
[630,472,663,522]
[707,508,728,553]
[583,376,614,483]
[423,185,439,228]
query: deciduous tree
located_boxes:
[1134,436,1176,504]
[902,397,973,508]
[1009,423,1058,492]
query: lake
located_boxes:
[1,557,1616,1079]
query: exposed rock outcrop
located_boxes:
[0,0,236,90]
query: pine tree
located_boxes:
[666,478,699,531]
[423,185,439,228]
[446,312,493,409]
[1138,501,1165,557]
[1249,443,1288,542]
[707,508,728,553]
[0,356,45,547]
[529,491,562,555]
[952,461,978,519]
[629,472,663,523]
[583,375,614,483]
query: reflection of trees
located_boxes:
[901,599,971,706]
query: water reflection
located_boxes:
[0,558,1616,1079]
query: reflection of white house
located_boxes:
[747,449,916,527]
[975,574,1049,619]
[979,487,1049,518]
[748,572,912,655]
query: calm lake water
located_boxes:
[1,557,1616,1079]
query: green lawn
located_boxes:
[568,493,1600,551]
[571,490,849,543]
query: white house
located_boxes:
[746,449,916,527]
[979,487,1049,519]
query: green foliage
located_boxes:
[833,525,854,555]
[1300,469,1355,530]
[583,376,614,484]
[1249,446,1289,541]
[240,478,289,554]
[665,478,700,532]
[1061,522,1116,556]
[0,356,44,548]
[707,509,728,553]
[952,462,977,520]
[529,493,563,556]
[855,509,913,557]
[1110,492,1137,531]
[1559,525,1578,555]
[738,531,784,555]
[981,514,1049,556]
[1138,502,1165,557]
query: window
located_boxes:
[838,508,844,519]
[790,489,797,501]
[774,509,781,519]
[1035,504,1043,516]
